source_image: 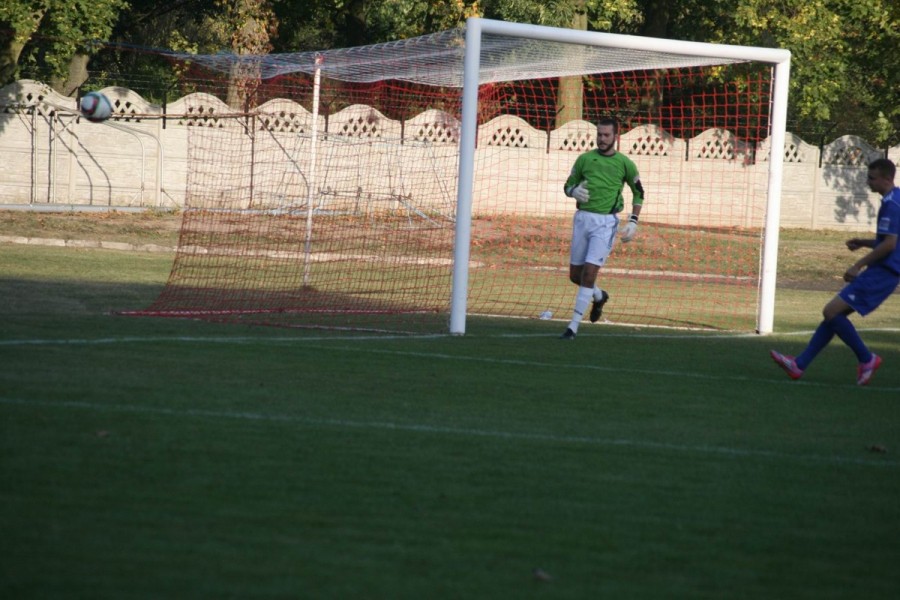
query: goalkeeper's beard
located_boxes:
[597,141,615,154]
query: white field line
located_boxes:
[7,328,900,347]
[310,344,900,393]
[2,396,897,469]
[3,331,900,394]
[2,235,751,280]
[1,234,464,266]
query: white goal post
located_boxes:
[450,18,791,335]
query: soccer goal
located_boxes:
[132,18,790,334]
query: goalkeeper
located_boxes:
[559,117,644,340]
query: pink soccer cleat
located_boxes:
[770,350,804,380]
[857,354,882,386]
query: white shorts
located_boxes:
[569,210,619,267]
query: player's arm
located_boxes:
[631,198,643,219]
[846,237,877,251]
[844,234,897,281]
[844,202,900,280]
[621,161,644,242]
[564,157,589,203]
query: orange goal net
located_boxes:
[126,21,790,334]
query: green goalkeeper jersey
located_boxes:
[564,150,644,214]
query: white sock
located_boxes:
[593,286,605,301]
[568,286,593,333]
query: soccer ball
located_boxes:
[79,91,113,122]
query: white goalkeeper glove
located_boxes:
[570,181,590,204]
[621,214,638,242]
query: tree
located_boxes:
[635,0,899,144]
[474,0,898,143]
[477,0,642,127]
[1,0,127,94]
[211,0,278,109]
[86,0,278,105]
[557,3,588,127]
[8,0,892,142]
[474,0,898,141]
[0,1,48,85]
[273,1,481,52]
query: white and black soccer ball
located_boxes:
[79,91,113,122]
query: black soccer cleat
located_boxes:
[559,328,576,340]
[589,290,610,323]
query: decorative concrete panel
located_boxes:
[548,120,596,153]
[404,109,459,145]
[478,115,546,149]
[327,104,401,139]
[1,81,899,232]
[256,98,323,134]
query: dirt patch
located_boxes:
[0,209,182,246]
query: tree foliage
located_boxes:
[1,0,126,92]
[1,0,896,142]
[634,0,899,143]
[271,0,480,51]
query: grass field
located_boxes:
[2,212,900,598]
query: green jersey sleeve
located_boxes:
[624,158,645,206]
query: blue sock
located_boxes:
[796,321,834,370]
[828,313,871,363]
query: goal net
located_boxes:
[129,18,790,334]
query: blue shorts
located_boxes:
[839,264,900,316]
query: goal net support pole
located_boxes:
[304,55,323,287]
[449,18,792,335]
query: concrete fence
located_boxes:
[1,80,897,232]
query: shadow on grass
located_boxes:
[1,277,164,317]
[1,277,450,336]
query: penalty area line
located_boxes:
[2,396,897,469]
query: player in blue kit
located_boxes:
[559,117,644,339]
[771,158,900,385]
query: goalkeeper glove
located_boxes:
[569,181,590,204]
[621,214,638,242]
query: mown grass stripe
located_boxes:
[2,396,897,469]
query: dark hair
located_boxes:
[597,117,619,134]
[869,158,896,180]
